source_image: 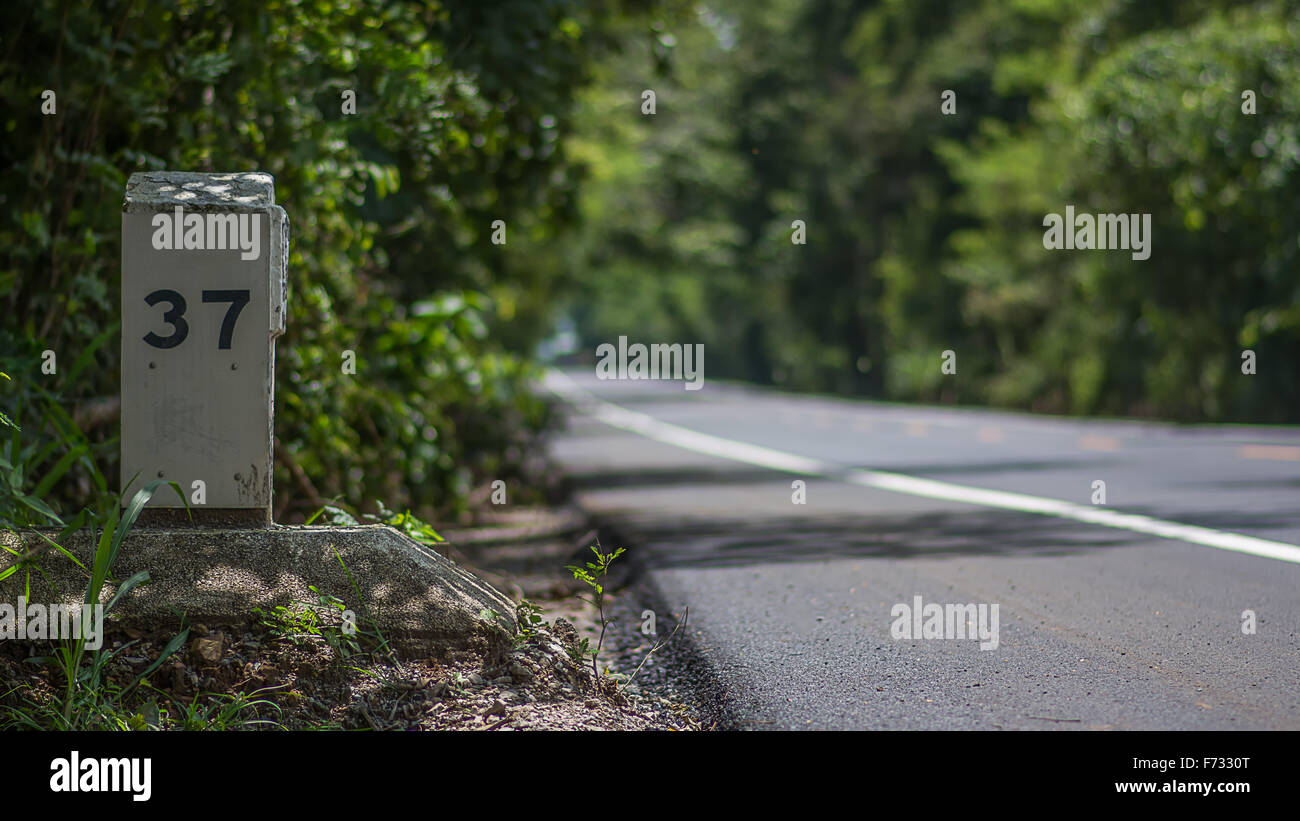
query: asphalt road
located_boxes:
[544,368,1300,730]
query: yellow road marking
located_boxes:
[1239,444,1300,461]
[1078,435,1120,451]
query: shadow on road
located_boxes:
[563,464,1300,569]
[598,508,1134,569]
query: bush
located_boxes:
[1,0,670,520]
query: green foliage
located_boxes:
[566,635,593,666]
[0,1,689,729]
[287,512,399,659]
[0,364,200,729]
[515,598,546,647]
[0,479,196,730]
[254,585,368,659]
[308,498,444,546]
[0,340,114,529]
[1061,4,1300,420]
[3,683,284,731]
[146,689,285,732]
[57,479,189,724]
[566,543,625,676]
[0,373,14,432]
[567,543,625,599]
[2,0,676,521]
[566,0,1300,422]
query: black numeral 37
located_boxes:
[143,289,250,350]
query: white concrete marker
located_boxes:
[121,172,288,519]
[546,370,1300,566]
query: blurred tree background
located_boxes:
[2,0,1298,530]
[564,0,1300,422]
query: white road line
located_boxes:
[546,371,1300,566]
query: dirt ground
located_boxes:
[0,506,704,731]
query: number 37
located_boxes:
[143,289,250,350]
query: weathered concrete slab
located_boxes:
[0,525,517,660]
[123,171,277,211]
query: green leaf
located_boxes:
[33,529,88,574]
[17,492,62,525]
[104,569,151,614]
[63,321,119,386]
[124,628,190,696]
[31,443,89,500]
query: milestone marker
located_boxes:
[121,172,288,523]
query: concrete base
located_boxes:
[135,508,272,528]
[0,525,517,660]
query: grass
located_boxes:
[0,477,289,730]
[2,680,285,732]
[252,565,394,665]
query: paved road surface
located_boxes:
[544,369,1300,730]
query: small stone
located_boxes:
[553,618,579,646]
[190,636,222,664]
[509,662,533,681]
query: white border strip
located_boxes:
[546,370,1300,565]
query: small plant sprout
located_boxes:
[515,599,546,647]
[566,541,625,678]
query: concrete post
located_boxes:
[120,172,288,526]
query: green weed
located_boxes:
[566,541,625,678]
